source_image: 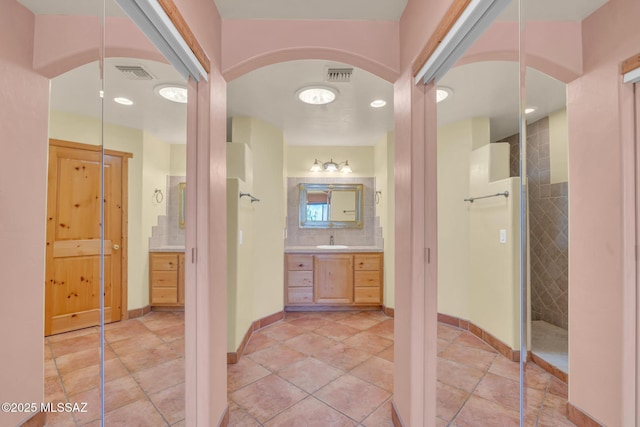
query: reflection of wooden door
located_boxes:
[45,140,129,336]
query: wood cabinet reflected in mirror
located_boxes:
[299,183,363,229]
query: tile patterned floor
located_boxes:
[43,311,574,426]
[44,311,185,426]
[436,323,575,427]
[228,311,394,426]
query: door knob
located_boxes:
[113,244,120,251]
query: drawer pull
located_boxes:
[299,264,304,267]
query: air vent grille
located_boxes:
[326,68,353,83]
[115,65,156,80]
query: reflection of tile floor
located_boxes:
[44,311,185,426]
[531,320,569,374]
[44,311,574,426]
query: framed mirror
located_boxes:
[299,183,363,228]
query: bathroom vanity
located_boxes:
[284,249,383,310]
[149,249,185,308]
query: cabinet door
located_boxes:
[314,254,353,304]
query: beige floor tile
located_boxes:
[229,374,307,423]
[277,357,344,393]
[350,356,394,392]
[149,382,185,425]
[264,396,357,426]
[247,344,307,372]
[315,374,390,422]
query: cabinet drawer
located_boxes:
[288,271,313,287]
[354,254,382,271]
[152,287,178,304]
[288,287,313,304]
[151,254,179,271]
[354,271,381,287]
[151,271,178,287]
[287,255,313,271]
[355,287,381,304]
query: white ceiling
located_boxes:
[50,58,187,145]
[227,60,394,146]
[29,0,609,147]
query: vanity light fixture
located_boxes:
[436,86,453,103]
[114,97,134,106]
[156,85,188,103]
[370,99,387,108]
[310,158,352,173]
[297,86,338,105]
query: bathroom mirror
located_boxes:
[299,183,363,228]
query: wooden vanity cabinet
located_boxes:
[354,254,383,304]
[314,254,354,304]
[149,252,185,308]
[286,255,314,305]
[285,252,383,308]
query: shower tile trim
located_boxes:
[528,351,568,383]
[437,313,520,362]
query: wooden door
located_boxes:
[314,254,353,304]
[45,140,129,336]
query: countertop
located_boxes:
[149,245,185,253]
[285,246,383,253]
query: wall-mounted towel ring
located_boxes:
[239,192,260,203]
[153,189,164,205]
[375,190,382,205]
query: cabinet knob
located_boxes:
[113,244,120,251]
[299,264,304,267]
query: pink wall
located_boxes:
[0,1,49,426]
[221,20,400,82]
[171,0,228,425]
[394,1,447,425]
[568,0,640,424]
[33,15,165,78]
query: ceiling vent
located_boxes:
[115,65,156,80]
[326,67,353,83]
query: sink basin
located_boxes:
[316,245,349,249]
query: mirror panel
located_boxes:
[299,183,363,228]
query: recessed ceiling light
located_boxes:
[436,86,453,103]
[525,107,536,114]
[370,99,387,108]
[156,85,188,103]
[296,86,338,105]
[114,97,133,106]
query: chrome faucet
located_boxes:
[329,235,334,245]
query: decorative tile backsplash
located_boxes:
[500,118,568,330]
[149,176,186,248]
[285,177,382,248]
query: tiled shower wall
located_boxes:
[502,118,569,329]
